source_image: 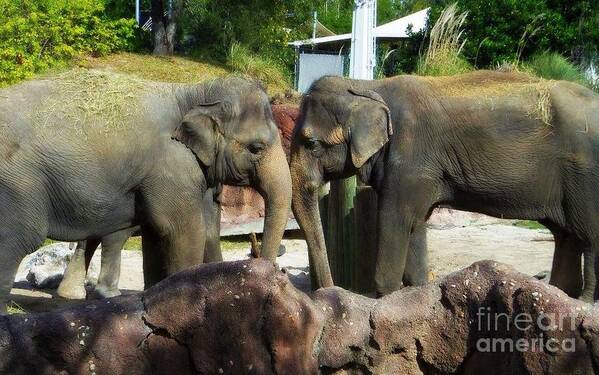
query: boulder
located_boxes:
[2,259,597,374]
[15,243,73,289]
[15,242,98,289]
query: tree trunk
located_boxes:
[151,0,180,55]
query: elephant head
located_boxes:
[290,77,393,288]
[172,77,291,260]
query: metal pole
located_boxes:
[135,0,140,24]
[312,11,318,39]
[350,0,376,80]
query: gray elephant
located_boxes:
[0,70,291,311]
[57,187,221,300]
[290,71,599,301]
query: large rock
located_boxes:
[15,243,74,289]
[15,242,98,289]
[1,260,320,374]
[2,259,597,374]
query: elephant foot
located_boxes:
[88,286,121,300]
[56,284,87,300]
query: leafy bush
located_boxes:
[526,52,587,83]
[427,0,599,69]
[0,0,136,86]
[417,3,473,76]
[227,43,290,89]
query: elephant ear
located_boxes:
[346,89,393,168]
[172,102,222,167]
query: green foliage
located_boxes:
[0,0,136,86]
[427,0,599,69]
[183,1,315,70]
[314,0,353,34]
[315,0,431,35]
[526,52,587,83]
[227,43,290,89]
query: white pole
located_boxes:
[135,0,140,24]
[349,0,377,80]
[313,11,318,39]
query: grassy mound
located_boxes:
[77,52,229,84]
[73,52,290,96]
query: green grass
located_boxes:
[525,52,587,84]
[227,43,290,93]
[417,53,473,77]
[122,236,142,251]
[120,236,249,252]
[7,301,26,315]
[221,239,251,251]
[42,239,57,246]
[512,220,546,230]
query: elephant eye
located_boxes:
[248,142,266,154]
[304,138,320,150]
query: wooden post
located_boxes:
[320,180,379,294]
[322,177,357,289]
[353,185,378,294]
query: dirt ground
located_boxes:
[9,210,555,313]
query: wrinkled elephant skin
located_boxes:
[290,71,599,299]
[0,73,291,310]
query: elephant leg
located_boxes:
[92,229,134,299]
[0,229,45,312]
[581,245,599,302]
[548,231,583,299]
[202,187,222,263]
[374,176,436,296]
[141,226,164,289]
[57,240,100,299]
[141,194,206,289]
[402,223,429,287]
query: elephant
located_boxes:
[0,71,291,311]
[56,186,222,300]
[290,70,599,301]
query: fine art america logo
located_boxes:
[475,306,582,353]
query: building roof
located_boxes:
[289,8,429,47]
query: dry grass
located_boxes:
[34,69,152,133]
[77,52,290,96]
[419,71,556,125]
[76,52,229,84]
[418,3,472,76]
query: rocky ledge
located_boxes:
[0,258,596,374]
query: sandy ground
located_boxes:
[9,213,556,313]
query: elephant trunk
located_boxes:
[290,152,334,289]
[255,137,292,261]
